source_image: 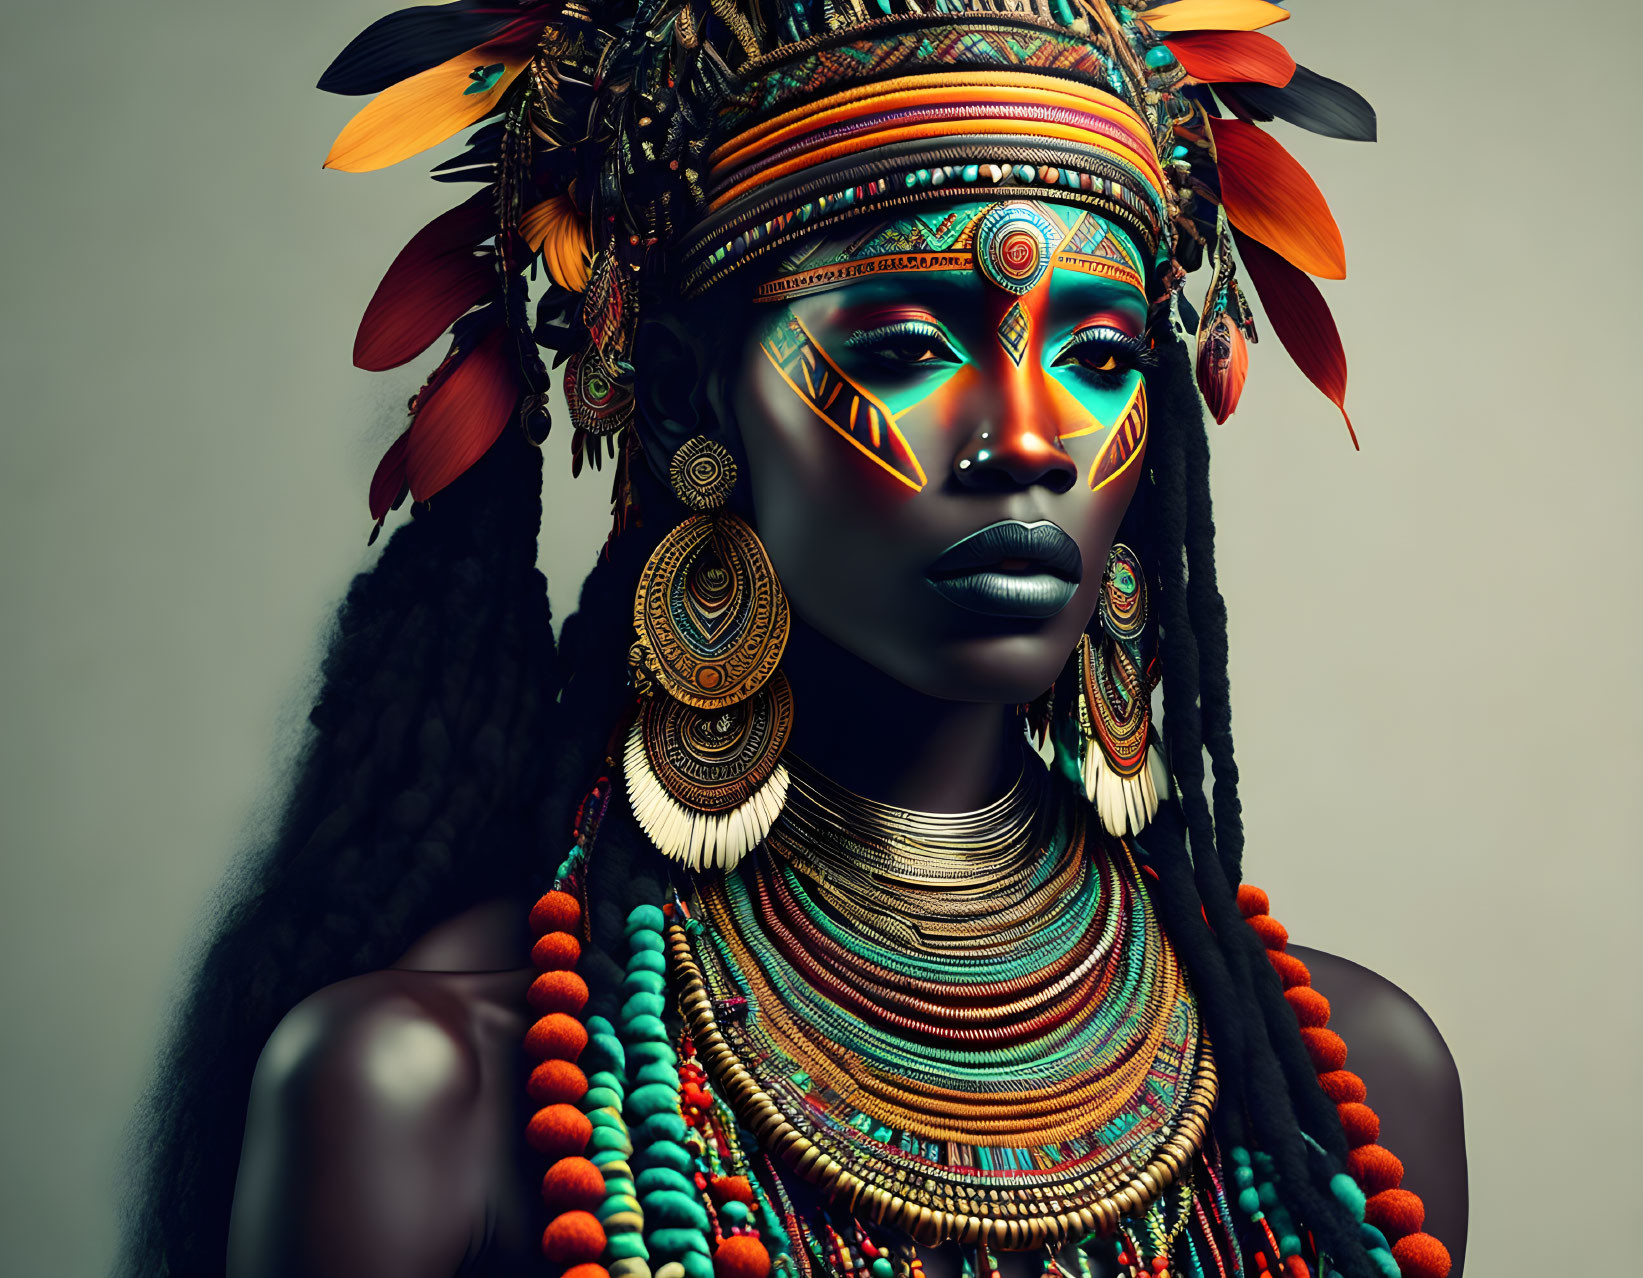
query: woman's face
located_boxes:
[726,198,1152,703]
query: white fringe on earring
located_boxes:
[624,720,788,873]
[1083,738,1169,838]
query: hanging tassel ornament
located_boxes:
[1077,543,1169,837]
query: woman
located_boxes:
[123,0,1466,1275]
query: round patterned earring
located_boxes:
[1076,543,1170,837]
[625,437,794,872]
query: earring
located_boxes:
[1076,543,1170,837]
[625,437,794,872]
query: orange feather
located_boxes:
[1210,117,1345,280]
[1139,0,1290,34]
[1233,229,1356,447]
[324,39,532,173]
[404,325,520,500]
[1163,31,1295,87]
[520,197,592,293]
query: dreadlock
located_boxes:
[1137,334,1375,1277]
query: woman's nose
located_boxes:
[952,417,1078,494]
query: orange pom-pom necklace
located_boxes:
[1236,885,1454,1278]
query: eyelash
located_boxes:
[842,319,960,364]
[1055,327,1153,384]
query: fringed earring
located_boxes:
[625,437,794,872]
[1076,543,1169,837]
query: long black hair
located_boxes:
[121,337,1376,1277]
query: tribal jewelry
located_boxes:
[1068,543,1168,838]
[671,762,1218,1251]
[522,795,1454,1278]
[626,439,795,871]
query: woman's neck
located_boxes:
[777,621,1021,813]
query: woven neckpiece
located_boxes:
[668,758,1216,1250]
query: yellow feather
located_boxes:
[324,43,531,174]
[1139,0,1290,33]
[520,196,592,293]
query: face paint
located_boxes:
[759,310,930,491]
[753,200,1150,494]
[1051,211,1147,292]
[996,301,1031,367]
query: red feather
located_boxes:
[1211,117,1345,280]
[404,324,519,500]
[354,192,497,371]
[1164,32,1294,87]
[1233,229,1357,447]
[368,428,412,527]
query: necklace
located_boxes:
[668,753,1216,1252]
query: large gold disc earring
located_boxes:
[625,438,794,871]
[1077,543,1170,837]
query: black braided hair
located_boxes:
[1135,335,1374,1277]
[120,430,557,1277]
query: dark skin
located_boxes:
[227,201,1468,1275]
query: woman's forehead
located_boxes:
[753,199,1149,307]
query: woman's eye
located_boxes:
[1055,327,1142,379]
[843,321,961,368]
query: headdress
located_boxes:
[320,0,1374,533]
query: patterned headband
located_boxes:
[680,68,1170,295]
[318,0,1375,534]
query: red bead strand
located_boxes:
[1236,886,1453,1278]
[526,888,607,1276]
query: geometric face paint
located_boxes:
[1062,375,1148,491]
[760,311,929,490]
[997,301,1031,366]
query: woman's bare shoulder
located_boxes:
[228,900,534,1278]
[1290,944,1468,1274]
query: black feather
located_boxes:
[1177,291,1201,334]
[318,2,520,96]
[1211,84,1274,124]
[430,122,506,181]
[1230,65,1377,142]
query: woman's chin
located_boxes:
[860,628,1081,705]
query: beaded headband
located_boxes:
[680,70,1169,294]
[318,0,1375,534]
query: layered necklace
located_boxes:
[668,751,1220,1255]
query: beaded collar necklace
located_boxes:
[669,762,1218,1253]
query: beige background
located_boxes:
[2,0,1638,1273]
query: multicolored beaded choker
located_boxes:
[669,759,1217,1251]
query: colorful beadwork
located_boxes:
[671,761,1217,1250]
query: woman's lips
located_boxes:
[924,520,1083,620]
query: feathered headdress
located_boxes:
[320,0,1374,536]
